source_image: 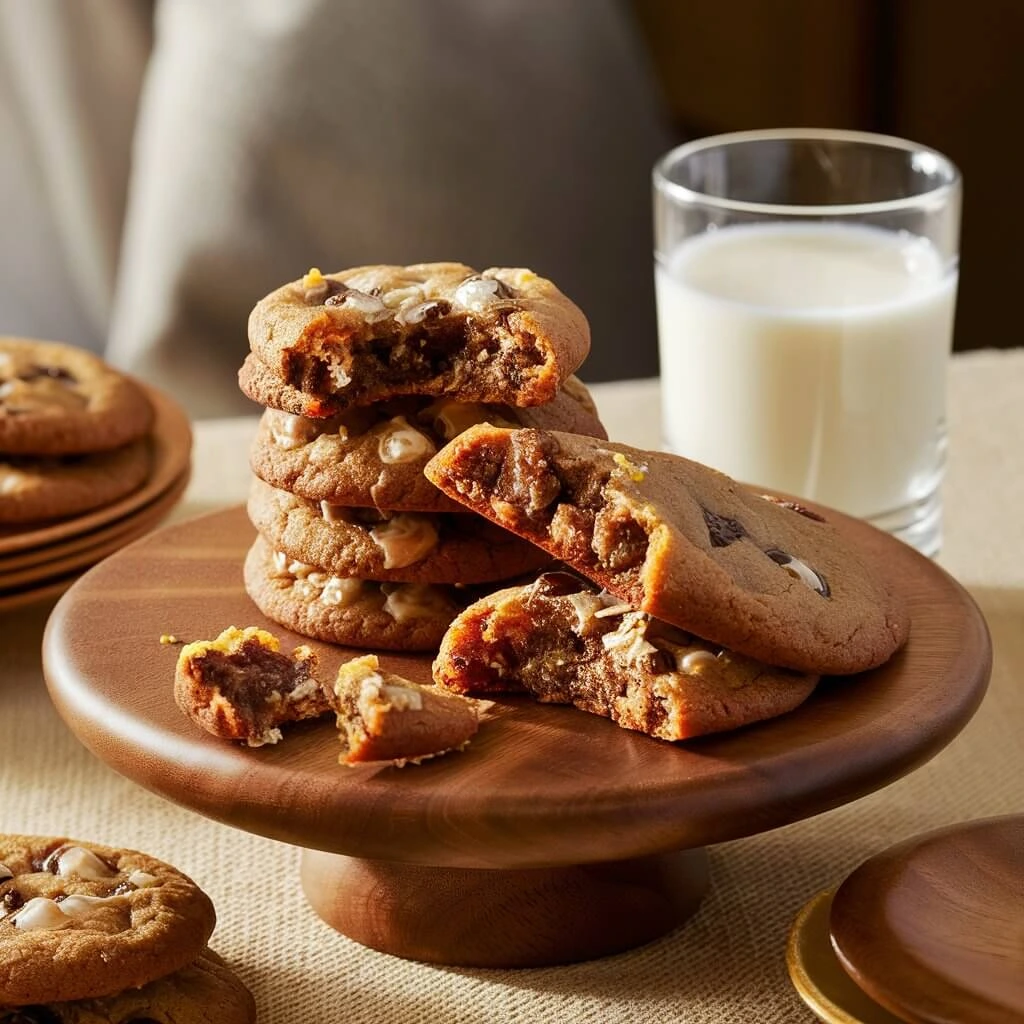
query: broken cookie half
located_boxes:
[334,655,480,766]
[424,425,908,676]
[433,572,819,741]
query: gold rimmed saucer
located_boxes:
[787,890,907,1024]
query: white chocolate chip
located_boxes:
[453,276,504,312]
[369,514,439,569]
[57,893,126,917]
[601,611,658,665]
[678,649,718,673]
[377,417,437,464]
[320,501,354,525]
[128,870,159,888]
[565,591,607,633]
[320,576,364,607]
[0,469,25,495]
[56,846,115,880]
[269,412,321,450]
[338,290,389,321]
[397,299,447,325]
[381,284,424,309]
[383,583,454,623]
[14,897,71,931]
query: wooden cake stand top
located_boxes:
[43,506,990,872]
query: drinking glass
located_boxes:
[653,128,961,556]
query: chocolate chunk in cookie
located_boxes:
[425,426,909,675]
[247,264,589,409]
[334,654,480,765]
[434,575,819,741]
[174,626,332,746]
[0,835,215,1006]
[0,339,153,456]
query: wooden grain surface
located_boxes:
[831,815,1024,1024]
[43,504,990,871]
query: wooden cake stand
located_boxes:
[42,506,991,968]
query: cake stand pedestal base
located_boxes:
[300,848,711,967]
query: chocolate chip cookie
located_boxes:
[248,384,606,513]
[247,263,590,408]
[175,626,332,746]
[243,534,473,651]
[0,836,215,1006]
[0,339,154,456]
[434,572,819,740]
[247,477,549,584]
[0,439,151,525]
[425,426,909,675]
[334,654,480,765]
[0,948,256,1023]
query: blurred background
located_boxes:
[0,0,1019,416]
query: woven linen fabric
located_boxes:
[1,350,1020,1023]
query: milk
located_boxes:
[655,222,957,520]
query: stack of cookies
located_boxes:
[239,262,607,651]
[0,834,255,1022]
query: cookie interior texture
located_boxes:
[334,654,479,765]
[433,573,819,741]
[174,626,332,746]
[247,264,589,408]
[425,426,909,675]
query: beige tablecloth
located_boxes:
[2,349,1022,1022]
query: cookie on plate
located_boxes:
[0,835,216,1006]
[247,477,549,584]
[0,338,154,455]
[247,263,589,408]
[243,534,473,651]
[248,384,606,513]
[0,948,256,1023]
[434,571,819,741]
[425,426,909,675]
[334,654,480,765]
[0,439,151,525]
[174,626,332,746]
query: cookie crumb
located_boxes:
[159,634,180,645]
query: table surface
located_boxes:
[3,348,1022,1023]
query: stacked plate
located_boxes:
[0,385,192,612]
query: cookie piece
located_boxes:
[247,477,549,584]
[243,534,476,650]
[174,626,332,746]
[0,948,256,1023]
[435,572,819,740]
[0,339,154,455]
[238,353,342,419]
[334,654,480,765]
[247,264,589,408]
[249,385,607,513]
[425,426,909,675]
[0,836,216,1005]
[0,439,151,526]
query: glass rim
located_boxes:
[653,128,961,217]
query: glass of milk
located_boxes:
[653,128,961,556]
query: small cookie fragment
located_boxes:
[334,654,480,765]
[433,573,819,741]
[174,626,331,746]
[0,835,215,1006]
